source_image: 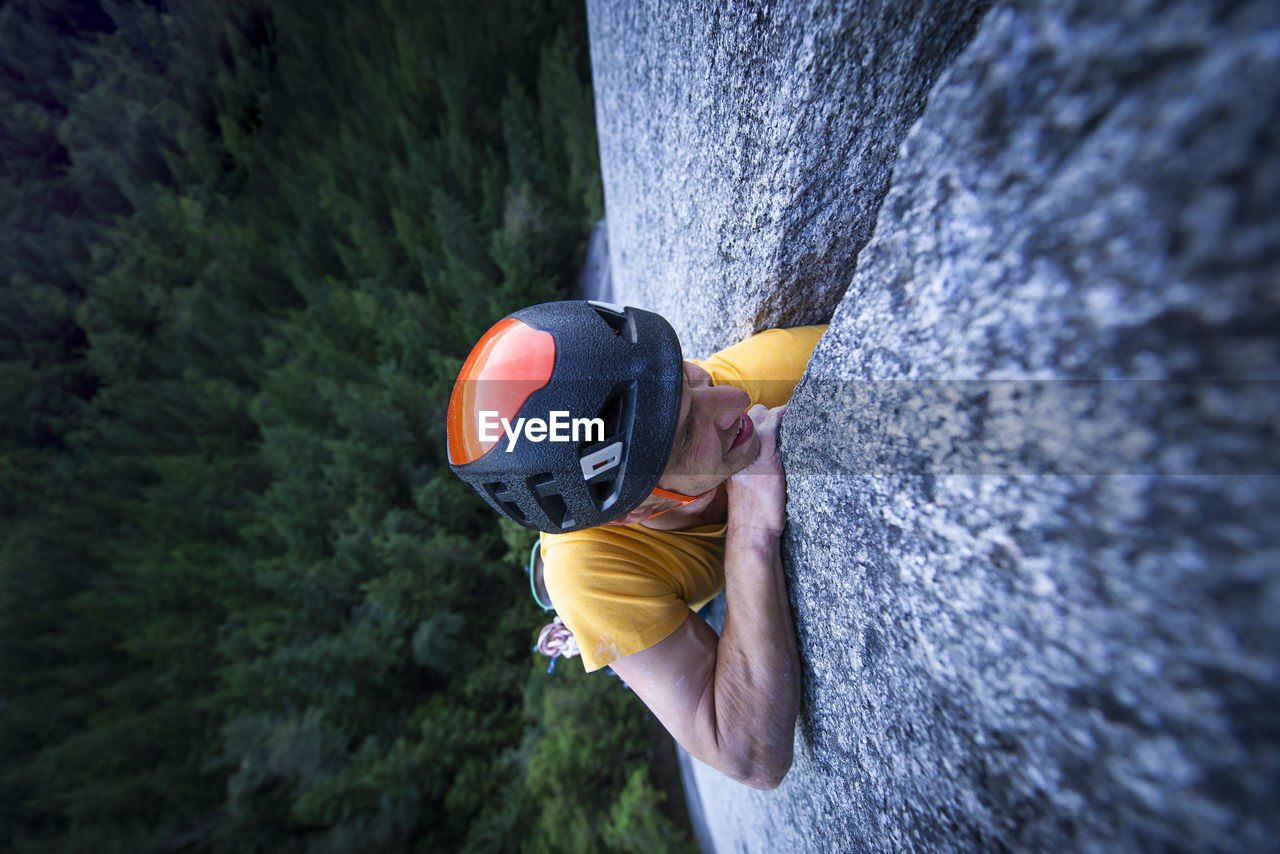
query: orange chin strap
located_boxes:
[645,485,716,519]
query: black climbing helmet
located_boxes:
[447,300,684,532]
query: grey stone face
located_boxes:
[594,0,1280,851]
[587,0,989,356]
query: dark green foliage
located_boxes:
[0,0,688,850]
[522,663,697,854]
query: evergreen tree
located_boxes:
[2,0,693,850]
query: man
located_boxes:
[447,300,824,789]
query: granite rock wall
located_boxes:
[590,0,1279,851]
[587,0,989,355]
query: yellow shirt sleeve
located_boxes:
[690,325,827,407]
[542,323,828,672]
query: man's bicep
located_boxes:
[610,611,728,769]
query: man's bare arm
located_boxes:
[610,405,801,789]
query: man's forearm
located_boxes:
[712,521,802,789]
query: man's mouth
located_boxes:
[728,412,754,452]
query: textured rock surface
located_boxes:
[604,0,1280,852]
[586,0,989,357]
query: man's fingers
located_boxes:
[748,403,784,426]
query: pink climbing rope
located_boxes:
[535,616,580,673]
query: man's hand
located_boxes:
[610,401,801,790]
[727,403,787,536]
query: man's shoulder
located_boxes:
[541,524,647,584]
[541,522,726,581]
[539,524,689,633]
[540,523,729,671]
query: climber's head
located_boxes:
[447,300,758,533]
[604,358,758,524]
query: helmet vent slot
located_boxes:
[529,473,572,530]
[590,304,629,337]
[594,390,626,442]
[589,475,620,510]
[485,482,526,524]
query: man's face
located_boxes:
[655,361,759,497]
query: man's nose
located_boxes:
[710,385,751,431]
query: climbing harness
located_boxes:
[527,540,581,673]
[525,539,629,686]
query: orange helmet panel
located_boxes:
[447,318,556,465]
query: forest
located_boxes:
[0,0,695,850]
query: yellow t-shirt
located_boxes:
[540,325,826,671]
